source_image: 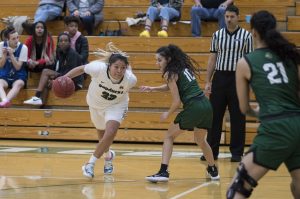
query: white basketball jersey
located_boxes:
[84,60,137,109]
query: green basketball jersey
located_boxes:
[176,68,203,104]
[245,48,300,119]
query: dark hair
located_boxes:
[251,10,300,64]
[108,53,129,67]
[64,15,80,25]
[58,32,71,42]
[156,44,200,81]
[0,26,16,41]
[225,5,239,15]
[32,21,50,47]
[56,32,71,55]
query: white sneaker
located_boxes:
[82,163,94,179]
[23,96,43,105]
[104,150,115,174]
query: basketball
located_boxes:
[52,76,75,98]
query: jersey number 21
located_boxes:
[263,62,289,84]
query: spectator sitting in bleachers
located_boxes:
[22,0,66,35]
[139,0,183,38]
[191,0,233,37]
[23,33,83,106]
[25,21,55,73]
[64,16,89,64]
[34,0,66,23]
[0,27,28,108]
[67,0,104,36]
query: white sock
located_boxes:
[88,155,98,164]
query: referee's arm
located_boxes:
[205,52,217,95]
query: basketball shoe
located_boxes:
[82,163,94,179]
[139,30,150,38]
[145,171,169,183]
[23,96,43,105]
[104,150,115,174]
[157,30,168,37]
[206,165,220,180]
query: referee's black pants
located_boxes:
[207,71,245,158]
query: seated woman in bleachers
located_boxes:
[0,27,28,108]
[139,0,183,38]
[23,33,83,106]
[25,21,55,73]
[67,0,104,35]
[64,16,89,64]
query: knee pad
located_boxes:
[226,163,258,199]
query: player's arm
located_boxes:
[166,77,181,116]
[236,58,258,117]
[64,65,85,79]
[140,84,169,92]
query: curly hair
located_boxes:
[156,44,200,81]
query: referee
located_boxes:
[203,5,253,162]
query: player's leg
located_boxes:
[227,152,268,199]
[146,123,182,182]
[290,169,300,198]
[82,107,106,178]
[194,128,220,180]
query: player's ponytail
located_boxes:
[251,10,300,64]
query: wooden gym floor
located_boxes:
[0,140,292,199]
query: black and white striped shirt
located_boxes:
[210,27,253,71]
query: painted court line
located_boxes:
[170,181,219,199]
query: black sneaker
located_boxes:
[206,165,220,180]
[200,155,218,161]
[145,171,169,183]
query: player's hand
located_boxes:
[204,82,212,96]
[160,112,169,122]
[140,86,153,92]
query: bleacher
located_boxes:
[0,0,299,144]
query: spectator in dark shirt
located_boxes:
[64,16,89,64]
[23,33,83,106]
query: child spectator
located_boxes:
[64,16,89,64]
[0,27,28,108]
[67,0,104,35]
